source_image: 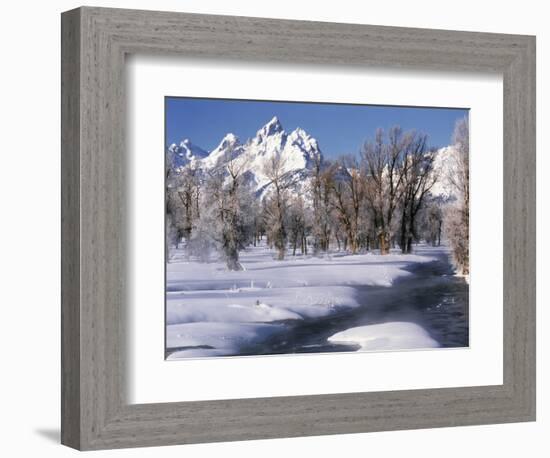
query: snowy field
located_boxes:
[166,241,449,359]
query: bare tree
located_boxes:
[263,154,291,260]
[287,195,307,256]
[361,127,408,254]
[310,156,336,254]
[331,156,364,254]
[398,133,437,253]
[222,151,247,270]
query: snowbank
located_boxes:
[167,245,436,291]
[166,322,284,359]
[166,285,360,324]
[328,322,439,351]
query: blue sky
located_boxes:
[166,97,468,158]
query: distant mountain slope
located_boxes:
[167,139,208,169]
[430,145,461,201]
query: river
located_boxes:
[241,250,469,356]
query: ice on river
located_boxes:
[166,242,442,359]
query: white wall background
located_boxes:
[0,1,546,456]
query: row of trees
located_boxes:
[167,120,469,274]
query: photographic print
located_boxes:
[165,98,470,360]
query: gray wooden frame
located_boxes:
[61,6,536,451]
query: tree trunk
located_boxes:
[225,256,243,271]
[379,232,389,255]
[353,236,358,254]
[399,208,408,254]
[224,242,243,271]
[406,236,413,254]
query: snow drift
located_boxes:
[328,322,440,351]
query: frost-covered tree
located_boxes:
[165,212,180,261]
[166,160,201,250]
[187,207,216,263]
[445,118,470,274]
[178,168,201,239]
[250,198,264,247]
[189,147,253,270]
[263,154,292,260]
[421,200,444,247]
[222,153,249,270]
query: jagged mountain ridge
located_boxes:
[167,116,457,201]
[169,117,323,199]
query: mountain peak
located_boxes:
[287,127,321,162]
[257,116,284,138]
[222,132,239,143]
[201,133,243,169]
[216,133,240,150]
[289,127,309,139]
[167,138,208,168]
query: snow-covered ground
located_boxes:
[166,242,447,359]
[328,322,439,351]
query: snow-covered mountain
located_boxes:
[169,117,323,198]
[201,133,244,169]
[430,145,461,201]
[168,117,460,203]
[167,139,208,169]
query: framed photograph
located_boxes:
[163,98,470,360]
[61,6,536,450]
